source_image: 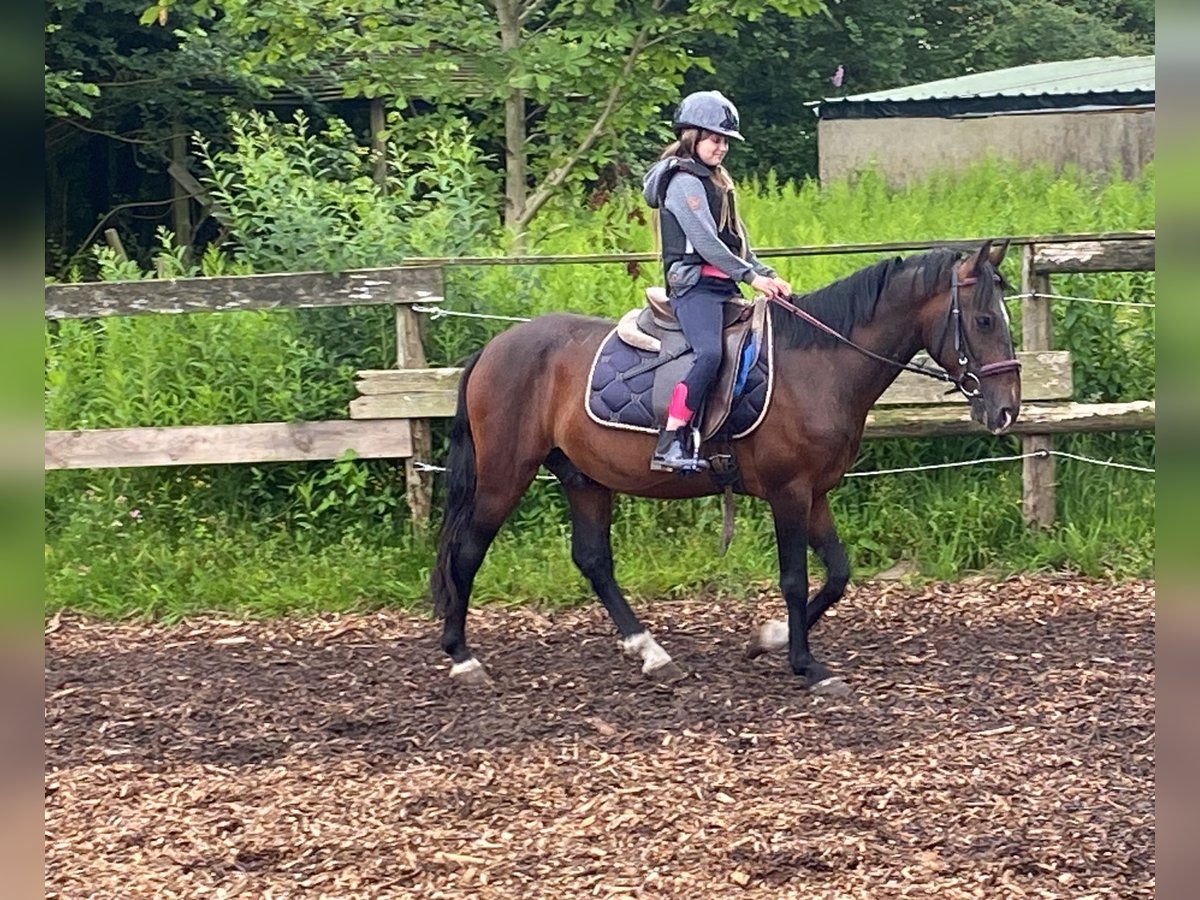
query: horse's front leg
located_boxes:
[765,490,850,696]
[748,493,850,650]
[804,494,851,629]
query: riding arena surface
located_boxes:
[45,574,1154,899]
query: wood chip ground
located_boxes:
[45,574,1154,899]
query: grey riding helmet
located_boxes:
[671,90,744,141]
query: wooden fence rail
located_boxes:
[44,232,1155,527]
[44,266,444,319]
[44,420,414,470]
[350,355,1154,438]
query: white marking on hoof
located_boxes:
[746,619,788,659]
[449,657,489,684]
[620,631,674,674]
[755,619,789,653]
[810,676,851,697]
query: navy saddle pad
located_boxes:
[585,330,772,439]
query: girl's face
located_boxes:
[696,131,729,168]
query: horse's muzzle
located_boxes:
[967,358,1021,434]
[970,394,1020,434]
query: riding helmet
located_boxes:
[672,90,744,141]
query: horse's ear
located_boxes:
[958,241,993,278]
[988,239,1010,267]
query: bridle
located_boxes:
[768,267,1021,399]
[934,268,1023,396]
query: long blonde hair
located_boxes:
[652,127,745,254]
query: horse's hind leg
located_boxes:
[440,460,540,685]
[440,517,501,684]
[544,450,686,683]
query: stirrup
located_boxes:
[650,454,709,475]
[683,424,710,471]
[649,426,709,475]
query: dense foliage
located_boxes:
[44,0,1153,266]
[43,115,1156,618]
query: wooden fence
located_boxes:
[1016,237,1155,524]
[44,231,1155,527]
[45,265,445,522]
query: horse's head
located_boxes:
[926,241,1022,434]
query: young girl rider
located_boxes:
[642,90,792,473]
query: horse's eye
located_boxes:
[975,315,994,332]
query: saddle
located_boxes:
[621,286,754,343]
[586,287,773,442]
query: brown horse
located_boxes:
[430,242,1021,694]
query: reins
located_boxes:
[768,268,1020,398]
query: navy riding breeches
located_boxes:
[670,276,742,413]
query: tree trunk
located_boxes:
[170,121,193,252]
[370,98,388,193]
[494,0,527,242]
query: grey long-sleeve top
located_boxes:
[642,156,775,292]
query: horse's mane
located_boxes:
[769,247,965,351]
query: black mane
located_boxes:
[769,247,966,351]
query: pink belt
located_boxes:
[699,263,731,279]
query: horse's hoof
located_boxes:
[745,620,788,660]
[449,658,492,687]
[646,660,688,684]
[809,675,851,698]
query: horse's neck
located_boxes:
[840,304,928,407]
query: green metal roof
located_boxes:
[814,56,1154,120]
[830,56,1154,104]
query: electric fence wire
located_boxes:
[412,448,1154,480]
[408,298,1153,480]
[413,290,1154,325]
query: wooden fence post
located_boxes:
[396,303,433,531]
[1021,243,1055,527]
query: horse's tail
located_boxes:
[430,349,483,619]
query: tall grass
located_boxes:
[44,151,1155,620]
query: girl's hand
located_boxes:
[750,274,792,299]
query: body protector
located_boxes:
[643,157,746,291]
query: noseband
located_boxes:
[769,267,1021,397]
